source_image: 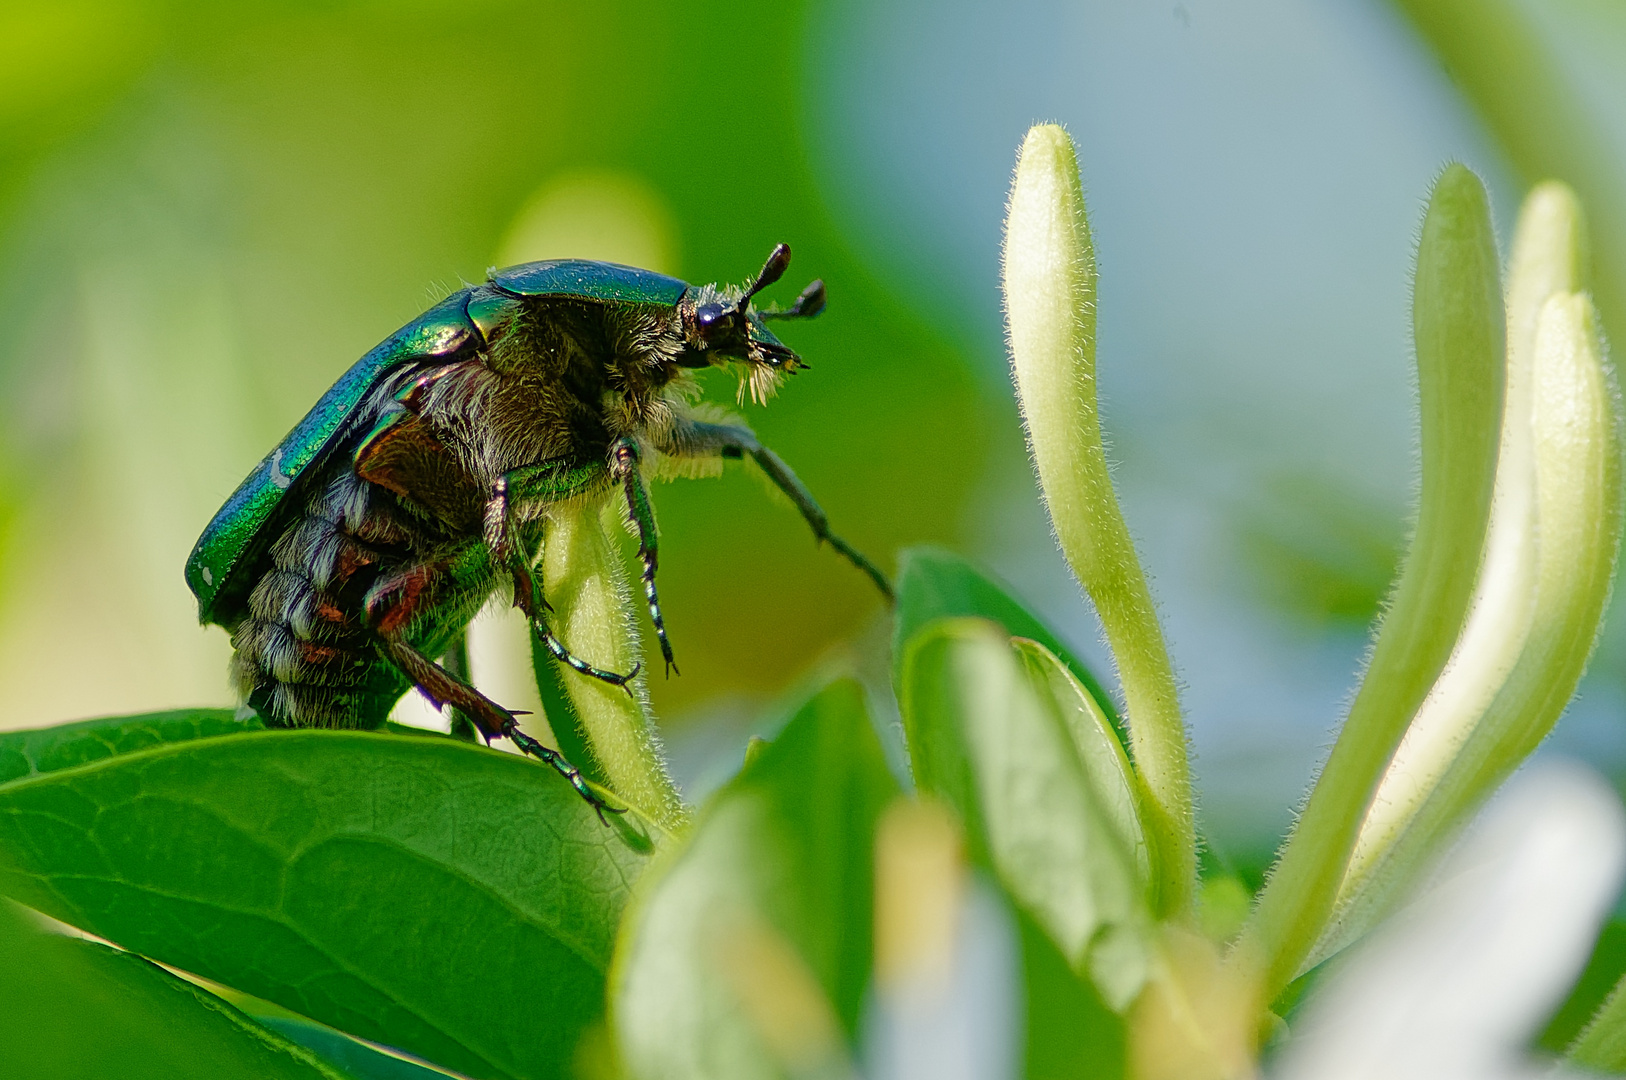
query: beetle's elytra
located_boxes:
[185,245,890,814]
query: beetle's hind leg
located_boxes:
[363,554,623,819]
[486,474,642,693]
[378,634,624,822]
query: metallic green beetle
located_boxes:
[185,245,890,814]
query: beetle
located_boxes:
[185,244,890,816]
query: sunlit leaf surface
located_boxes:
[0,729,657,1080]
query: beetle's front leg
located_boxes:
[609,437,678,677]
[656,419,894,601]
[364,560,625,821]
[484,473,641,691]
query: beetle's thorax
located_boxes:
[413,294,694,483]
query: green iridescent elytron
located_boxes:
[185,246,891,815]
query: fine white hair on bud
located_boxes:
[1002,124,1194,919]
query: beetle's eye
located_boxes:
[696,302,728,329]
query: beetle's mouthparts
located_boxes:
[753,339,805,371]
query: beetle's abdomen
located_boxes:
[230,469,408,729]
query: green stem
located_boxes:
[541,496,688,833]
[1234,164,1505,1002]
[1002,124,1194,918]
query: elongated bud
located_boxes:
[1321,183,1597,962]
[1002,124,1194,919]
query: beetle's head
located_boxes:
[679,243,826,404]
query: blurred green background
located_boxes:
[1,0,1623,865]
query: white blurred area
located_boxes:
[866,800,1022,1080]
[1274,762,1626,1080]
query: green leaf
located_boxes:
[0,708,259,785]
[1011,639,1147,887]
[898,618,1148,1009]
[1015,907,1126,1080]
[0,729,658,1080]
[256,1016,449,1080]
[0,900,350,1080]
[612,679,899,1080]
[893,546,1122,739]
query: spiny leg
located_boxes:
[363,557,619,815]
[657,419,894,601]
[610,438,677,676]
[485,472,640,692]
[379,635,623,822]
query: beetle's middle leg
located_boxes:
[609,438,678,677]
[485,473,641,691]
[364,559,624,820]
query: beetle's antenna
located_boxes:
[736,243,792,315]
[761,279,826,321]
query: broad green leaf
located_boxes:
[899,618,1148,1009]
[0,730,658,1080]
[893,547,1122,739]
[0,709,453,789]
[0,708,258,784]
[612,679,899,1080]
[0,900,349,1080]
[257,1016,449,1080]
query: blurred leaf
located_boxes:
[898,618,1148,1009]
[1015,907,1126,1080]
[0,900,349,1080]
[0,730,657,1080]
[893,547,1122,739]
[257,1016,449,1080]
[0,707,258,784]
[612,678,898,1080]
